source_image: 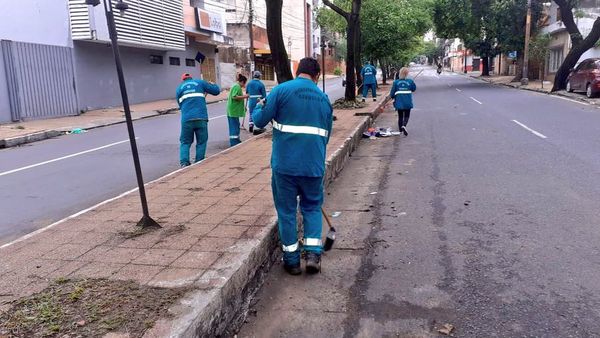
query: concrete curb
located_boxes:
[156,106,379,337]
[469,74,600,106]
[0,100,226,149]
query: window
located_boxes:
[185,58,196,67]
[169,57,181,66]
[150,55,163,64]
[549,48,564,73]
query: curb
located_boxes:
[470,74,599,106]
[161,105,379,337]
[0,99,226,149]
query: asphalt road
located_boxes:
[0,80,346,245]
[237,66,600,337]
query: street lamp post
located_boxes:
[320,36,327,93]
[521,0,532,85]
[86,0,160,229]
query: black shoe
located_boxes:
[402,126,408,136]
[284,263,302,275]
[305,252,321,274]
[362,99,365,103]
[373,98,377,102]
[252,128,265,135]
[249,124,254,133]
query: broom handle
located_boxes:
[321,207,333,229]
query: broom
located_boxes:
[321,207,336,251]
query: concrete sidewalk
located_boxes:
[0,92,388,337]
[466,73,600,106]
[0,91,230,149]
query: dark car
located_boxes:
[566,58,600,98]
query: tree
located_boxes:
[551,0,600,91]
[529,33,551,84]
[265,0,293,83]
[433,0,541,77]
[322,0,362,101]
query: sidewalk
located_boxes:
[0,93,388,337]
[466,72,600,105]
[0,91,230,149]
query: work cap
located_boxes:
[181,73,192,81]
[253,71,262,78]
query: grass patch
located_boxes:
[0,278,191,337]
[332,98,368,109]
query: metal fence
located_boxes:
[1,40,79,121]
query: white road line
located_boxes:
[456,88,462,92]
[0,138,137,178]
[552,95,589,106]
[512,120,547,139]
[209,114,226,120]
[470,97,483,104]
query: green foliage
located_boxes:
[333,67,343,75]
[529,33,551,63]
[361,0,433,62]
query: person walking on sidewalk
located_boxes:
[176,73,221,167]
[389,67,416,136]
[246,71,267,134]
[361,61,377,102]
[252,57,333,275]
[227,74,249,147]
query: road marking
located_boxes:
[0,139,137,178]
[456,88,462,92]
[552,95,589,106]
[209,114,226,121]
[512,120,547,139]
[470,97,483,104]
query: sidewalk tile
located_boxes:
[71,262,125,279]
[112,264,164,285]
[116,233,163,249]
[132,248,186,266]
[152,233,200,250]
[193,237,237,252]
[221,214,261,226]
[42,243,93,260]
[171,251,221,269]
[191,212,229,225]
[207,225,248,238]
[183,223,217,237]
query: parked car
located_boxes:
[566,58,600,98]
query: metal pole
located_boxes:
[103,0,159,228]
[321,37,326,93]
[249,0,255,65]
[521,0,532,85]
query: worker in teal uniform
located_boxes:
[360,61,377,102]
[176,73,221,167]
[388,67,417,136]
[252,58,333,275]
[246,71,267,134]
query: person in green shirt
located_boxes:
[227,74,249,146]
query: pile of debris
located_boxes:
[362,127,401,139]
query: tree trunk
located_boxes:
[344,15,358,100]
[512,53,524,82]
[354,20,363,96]
[265,0,293,83]
[552,44,590,91]
[481,56,490,76]
[381,59,387,85]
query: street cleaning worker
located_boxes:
[361,61,377,102]
[389,67,416,136]
[252,57,333,275]
[176,73,221,167]
[227,74,249,147]
[246,71,267,134]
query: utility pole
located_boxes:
[321,36,326,93]
[521,0,532,85]
[248,0,255,71]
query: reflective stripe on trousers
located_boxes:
[178,92,205,103]
[272,120,329,138]
[282,242,299,252]
[304,238,322,247]
[394,91,412,95]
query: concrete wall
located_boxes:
[0,0,72,47]
[73,40,214,111]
